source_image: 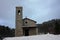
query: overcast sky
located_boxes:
[0,0,60,28]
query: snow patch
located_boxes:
[3,34,60,40]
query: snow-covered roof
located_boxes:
[23,18,36,23]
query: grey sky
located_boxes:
[0,0,60,28]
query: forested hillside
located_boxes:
[38,19,60,34]
[0,25,15,38]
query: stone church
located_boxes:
[15,7,38,36]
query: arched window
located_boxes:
[18,10,20,13]
[18,10,21,15]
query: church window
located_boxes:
[18,10,20,13]
[18,10,21,15]
[25,21,28,24]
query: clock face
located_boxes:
[18,10,21,15]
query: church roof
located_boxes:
[23,18,36,23]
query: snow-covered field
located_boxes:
[3,34,60,40]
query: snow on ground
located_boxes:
[3,34,60,40]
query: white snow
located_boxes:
[3,34,60,40]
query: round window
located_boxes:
[25,21,27,24]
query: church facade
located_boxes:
[15,7,38,36]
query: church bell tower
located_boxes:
[15,7,23,36]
